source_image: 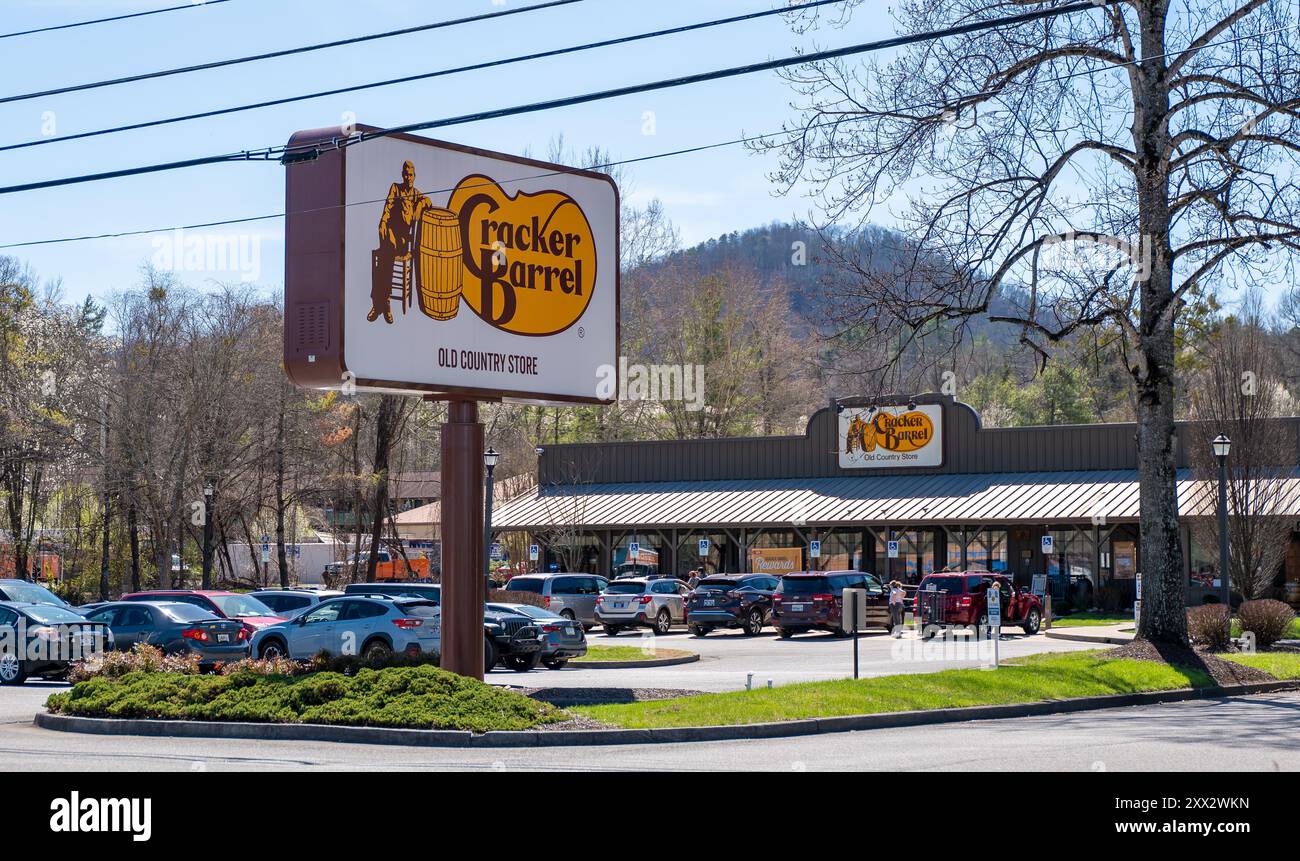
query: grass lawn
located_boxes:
[1218,652,1300,680]
[46,665,563,733]
[1050,613,1134,628]
[572,645,693,663]
[574,650,1213,729]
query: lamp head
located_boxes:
[1212,434,1231,459]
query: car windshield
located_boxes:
[779,577,830,595]
[505,578,543,594]
[695,580,738,591]
[488,604,558,620]
[160,604,218,623]
[24,606,88,624]
[2,581,69,607]
[605,582,646,595]
[208,594,276,618]
[921,577,966,594]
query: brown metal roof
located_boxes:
[492,469,1300,531]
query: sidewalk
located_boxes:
[1043,623,1136,646]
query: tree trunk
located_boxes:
[127,501,141,592]
[99,491,111,601]
[365,396,400,582]
[275,392,289,588]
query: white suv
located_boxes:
[595,578,688,636]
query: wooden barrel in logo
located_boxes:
[415,207,463,321]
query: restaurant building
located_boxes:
[492,395,1300,605]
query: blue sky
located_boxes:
[0,0,898,303]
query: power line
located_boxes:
[1,0,848,154]
[0,0,587,105]
[0,0,233,40]
[0,1,1112,197]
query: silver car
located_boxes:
[595,578,688,636]
[250,589,344,618]
[250,596,440,660]
[502,574,607,630]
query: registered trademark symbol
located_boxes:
[578,327,585,338]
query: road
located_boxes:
[1,684,1297,770]
[485,626,1094,692]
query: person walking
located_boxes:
[888,579,905,637]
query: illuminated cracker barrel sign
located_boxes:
[838,404,944,469]
[282,126,618,403]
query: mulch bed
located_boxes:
[1105,640,1276,686]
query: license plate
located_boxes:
[789,604,805,612]
[701,599,716,607]
[217,633,230,643]
[610,602,626,610]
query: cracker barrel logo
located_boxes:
[367,161,597,336]
[845,410,934,454]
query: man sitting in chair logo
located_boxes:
[369,160,431,324]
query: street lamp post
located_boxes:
[483,448,498,591]
[1212,434,1232,612]
[201,478,215,590]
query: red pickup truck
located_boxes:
[914,572,1043,637]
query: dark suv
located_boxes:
[685,574,779,637]
[343,582,544,671]
[771,571,889,638]
[914,572,1044,637]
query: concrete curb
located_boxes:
[566,653,699,669]
[34,680,1299,748]
[1044,629,1136,645]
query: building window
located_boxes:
[816,528,864,572]
[676,532,729,578]
[876,529,935,584]
[1045,529,1093,584]
[613,534,663,579]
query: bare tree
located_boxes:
[759,0,1300,643]
[1188,293,1297,599]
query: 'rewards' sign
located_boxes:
[282,127,619,404]
[838,404,944,469]
[749,547,804,575]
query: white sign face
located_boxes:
[987,586,1001,626]
[887,540,900,559]
[1041,535,1054,553]
[629,542,640,560]
[528,544,539,561]
[809,540,821,559]
[698,539,710,556]
[838,405,943,469]
[341,134,619,403]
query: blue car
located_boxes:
[250,595,441,661]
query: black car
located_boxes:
[0,602,111,684]
[345,583,543,672]
[82,601,249,667]
[685,574,780,637]
[0,579,72,608]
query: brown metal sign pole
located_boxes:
[440,399,485,679]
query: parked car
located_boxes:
[82,601,249,667]
[343,582,440,602]
[595,577,688,635]
[120,590,285,636]
[771,571,889,638]
[483,606,546,672]
[914,572,1043,636]
[487,602,587,669]
[0,601,111,684]
[684,574,779,637]
[250,588,344,618]
[252,595,441,662]
[0,579,71,608]
[501,574,608,629]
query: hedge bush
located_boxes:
[1188,604,1231,651]
[1236,599,1297,650]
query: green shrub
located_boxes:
[46,665,561,733]
[1188,604,1231,651]
[305,649,442,675]
[1236,599,1297,650]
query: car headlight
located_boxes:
[485,623,502,634]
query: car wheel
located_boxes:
[560,609,576,621]
[258,639,288,660]
[484,636,499,672]
[603,625,621,637]
[543,659,568,670]
[505,652,541,672]
[654,609,672,635]
[688,624,711,637]
[743,608,764,636]
[1022,608,1042,635]
[363,639,392,660]
[0,653,25,685]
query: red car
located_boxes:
[121,590,285,637]
[914,572,1043,637]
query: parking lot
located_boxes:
[483,625,1094,693]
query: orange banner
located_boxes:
[749,547,803,575]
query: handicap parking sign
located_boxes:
[629,542,640,559]
[698,538,709,556]
[1041,534,1054,553]
[809,540,821,558]
[529,544,539,561]
[887,540,899,559]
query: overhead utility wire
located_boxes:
[0,0,233,40]
[0,0,1114,197]
[1,0,848,153]
[0,0,587,105]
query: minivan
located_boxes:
[502,574,608,629]
[771,570,889,638]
